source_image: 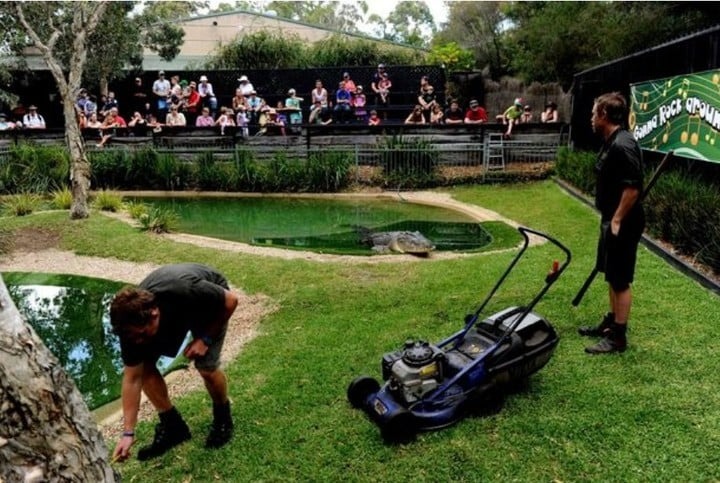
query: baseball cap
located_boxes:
[469,99,479,107]
[378,63,385,68]
[514,98,523,106]
[158,70,165,75]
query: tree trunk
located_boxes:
[63,90,91,220]
[0,276,116,482]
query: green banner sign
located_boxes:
[630,69,720,162]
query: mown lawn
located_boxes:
[3,180,719,482]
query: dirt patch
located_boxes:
[10,226,62,252]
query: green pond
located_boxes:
[138,197,512,254]
[5,272,187,410]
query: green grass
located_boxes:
[2,180,719,481]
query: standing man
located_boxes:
[152,71,171,121]
[110,263,239,461]
[579,92,645,355]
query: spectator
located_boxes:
[246,90,263,125]
[371,63,391,108]
[284,88,303,131]
[541,101,559,123]
[169,75,182,108]
[520,104,533,123]
[196,107,214,127]
[418,85,437,122]
[152,71,171,119]
[197,75,217,116]
[131,77,148,114]
[76,88,89,114]
[502,98,524,137]
[77,111,87,129]
[333,81,352,124]
[236,106,249,138]
[214,107,235,135]
[311,80,329,109]
[127,111,148,137]
[86,112,103,129]
[341,72,356,94]
[97,107,126,147]
[464,99,488,125]
[165,105,187,127]
[264,107,286,136]
[23,105,46,129]
[309,100,332,125]
[353,85,367,123]
[419,75,432,96]
[237,75,254,97]
[404,105,426,125]
[368,109,381,126]
[183,81,201,125]
[83,95,98,118]
[0,113,17,130]
[444,100,465,125]
[100,91,119,119]
[429,103,444,124]
[231,88,247,113]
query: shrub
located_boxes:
[377,135,440,189]
[0,227,12,254]
[125,201,150,220]
[306,150,353,192]
[2,192,43,216]
[50,187,73,210]
[90,149,131,189]
[193,152,227,190]
[229,148,262,191]
[138,207,179,234]
[92,190,124,212]
[0,143,70,193]
[264,153,305,192]
[555,146,596,194]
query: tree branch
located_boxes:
[14,2,61,57]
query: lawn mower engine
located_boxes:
[381,340,446,405]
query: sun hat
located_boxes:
[200,75,208,82]
[288,88,296,95]
[158,70,165,75]
[238,75,249,82]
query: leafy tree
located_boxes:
[265,1,369,33]
[433,1,510,78]
[369,1,436,48]
[428,42,475,72]
[206,31,309,69]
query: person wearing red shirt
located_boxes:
[464,99,488,124]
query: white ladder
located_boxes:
[484,132,506,171]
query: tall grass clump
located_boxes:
[229,148,262,191]
[92,190,124,212]
[50,187,73,210]
[90,149,132,189]
[0,227,11,254]
[306,150,353,192]
[263,152,305,192]
[138,207,179,234]
[125,201,150,220]
[0,143,69,193]
[2,192,43,216]
[378,135,440,189]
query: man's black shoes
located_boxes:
[205,419,234,449]
[584,335,627,354]
[578,312,614,337]
[137,418,192,461]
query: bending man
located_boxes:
[111,263,239,461]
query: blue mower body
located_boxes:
[348,227,570,442]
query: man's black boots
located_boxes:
[137,406,192,461]
[205,401,234,449]
[585,322,627,354]
[578,312,614,337]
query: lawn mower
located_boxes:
[347,226,571,442]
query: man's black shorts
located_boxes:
[596,217,644,290]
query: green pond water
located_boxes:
[5,273,187,410]
[138,197,502,254]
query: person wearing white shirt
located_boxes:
[23,106,46,129]
[197,75,218,115]
[237,75,255,97]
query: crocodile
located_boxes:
[358,228,436,255]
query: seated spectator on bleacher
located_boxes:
[368,110,381,126]
[419,75,432,96]
[265,108,286,136]
[76,88,89,114]
[237,75,254,97]
[353,86,367,123]
[236,106,249,138]
[84,95,98,118]
[418,85,437,122]
[502,98,523,137]
[520,104,533,123]
[23,105,46,129]
[198,75,218,116]
[165,105,187,127]
[284,88,303,127]
[232,88,247,113]
[430,103,444,124]
[334,81,352,124]
[196,107,214,127]
[128,111,148,137]
[541,101,559,123]
[246,90,263,125]
[309,100,333,125]
[77,111,87,129]
[86,112,103,129]
[100,91,119,119]
[311,80,329,109]
[371,64,391,108]
[97,107,126,147]
[464,99,487,125]
[215,107,236,134]
[341,72,356,94]
[444,100,464,124]
[0,113,17,130]
[404,105,426,125]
